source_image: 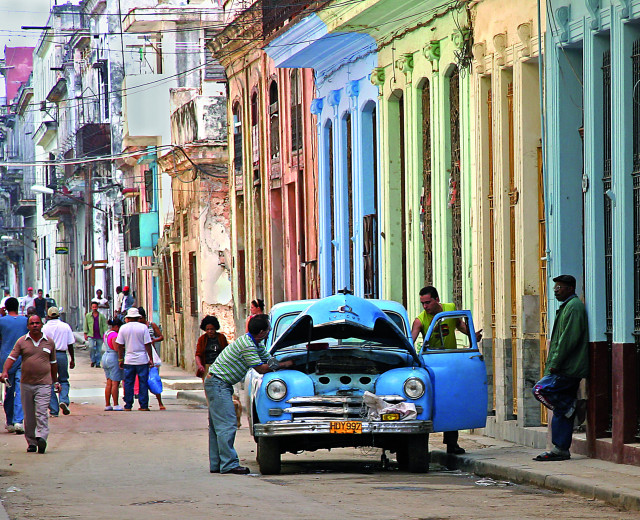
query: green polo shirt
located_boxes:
[209,333,269,385]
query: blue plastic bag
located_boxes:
[148,366,163,395]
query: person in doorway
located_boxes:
[245,298,264,332]
[42,307,75,417]
[84,301,108,368]
[92,289,109,318]
[101,318,124,411]
[115,307,153,411]
[34,289,48,319]
[19,287,35,316]
[195,315,229,379]
[138,307,165,410]
[410,285,482,454]
[532,274,589,462]
[0,314,60,454]
[205,314,292,474]
[0,297,27,434]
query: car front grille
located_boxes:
[283,395,406,420]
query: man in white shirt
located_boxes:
[115,307,153,411]
[92,289,110,318]
[42,307,75,417]
[19,287,35,316]
[0,288,11,315]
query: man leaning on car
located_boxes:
[204,314,293,475]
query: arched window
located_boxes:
[269,80,280,160]
[251,91,260,180]
[233,102,243,175]
[290,70,302,152]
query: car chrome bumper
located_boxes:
[253,420,432,437]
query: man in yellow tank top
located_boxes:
[410,285,483,454]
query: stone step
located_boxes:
[162,379,203,391]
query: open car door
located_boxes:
[419,310,488,432]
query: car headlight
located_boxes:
[266,379,287,401]
[403,377,425,399]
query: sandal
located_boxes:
[533,451,570,461]
[159,405,166,410]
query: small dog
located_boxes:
[232,394,243,428]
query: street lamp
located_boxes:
[31,184,109,214]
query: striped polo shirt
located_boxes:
[209,333,269,385]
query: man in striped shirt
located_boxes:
[205,313,292,475]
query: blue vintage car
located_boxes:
[246,292,488,474]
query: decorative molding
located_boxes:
[451,29,469,50]
[493,33,507,67]
[310,97,324,116]
[395,53,414,77]
[370,67,385,87]
[585,0,600,30]
[617,0,630,19]
[556,6,571,43]
[517,22,532,57]
[472,42,486,74]
[346,79,360,99]
[328,89,341,108]
[423,40,441,72]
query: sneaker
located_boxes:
[49,414,58,418]
[104,405,113,411]
[222,466,250,475]
[138,407,150,411]
[5,423,15,433]
[13,423,24,434]
[27,445,37,453]
[113,405,124,411]
[60,402,70,415]
[446,444,465,455]
[36,436,47,454]
[90,362,95,368]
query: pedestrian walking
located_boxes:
[205,314,292,474]
[84,301,108,368]
[533,274,589,462]
[114,286,123,317]
[0,288,11,316]
[42,307,75,417]
[101,318,124,411]
[195,315,229,379]
[0,297,27,434]
[245,298,264,332]
[0,314,60,453]
[115,307,154,411]
[19,287,35,316]
[410,285,482,454]
[45,294,56,309]
[92,289,110,318]
[138,307,165,410]
[33,289,48,319]
[120,286,135,319]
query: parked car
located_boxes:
[246,291,488,474]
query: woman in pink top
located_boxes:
[101,318,124,411]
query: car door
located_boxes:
[419,310,488,432]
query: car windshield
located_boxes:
[271,311,408,352]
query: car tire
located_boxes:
[396,445,409,471]
[406,434,430,473]
[257,437,281,475]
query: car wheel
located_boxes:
[257,437,281,475]
[396,444,409,471]
[407,434,430,473]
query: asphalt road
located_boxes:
[1,351,638,520]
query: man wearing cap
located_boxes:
[120,286,134,319]
[84,301,108,368]
[115,307,154,411]
[0,314,60,453]
[0,297,28,434]
[19,287,35,316]
[43,307,75,417]
[532,274,589,462]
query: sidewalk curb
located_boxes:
[176,390,206,405]
[430,450,640,512]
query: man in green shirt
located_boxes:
[533,274,589,462]
[204,314,292,474]
[410,285,482,454]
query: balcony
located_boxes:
[124,211,159,257]
[46,77,67,103]
[34,120,58,147]
[76,123,110,157]
[42,190,79,221]
[263,0,309,36]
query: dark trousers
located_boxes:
[123,364,149,409]
[532,374,581,451]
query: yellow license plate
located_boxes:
[330,421,362,434]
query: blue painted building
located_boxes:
[266,14,380,298]
[545,0,640,464]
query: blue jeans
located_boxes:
[533,374,581,452]
[50,351,70,415]
[204,375,240,473]
[123,364,149,409]
[4,367,23,425]
[88,338,103,366]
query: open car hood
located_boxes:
[270,293,420,363]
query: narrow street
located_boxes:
[0,349,637,520]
